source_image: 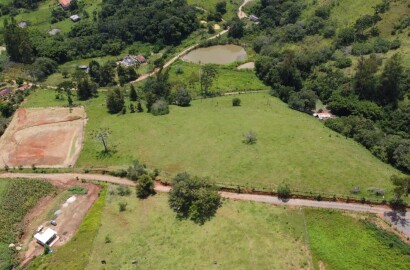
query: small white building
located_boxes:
[313,112,334,120]
[70,15,81,22]
[34,228,58,246]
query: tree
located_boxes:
[99,62,116,87]
[91,128,111,153]
[173,88,191,107]
[137,101,144,112]
[391,175,410,199]
[151,99,169,116]
[168,172,221,224]
[129,84,137,101]
[277,182,291,199]
[354,55,380,101]
[288,90,317,113]
[28,57,58,81]
[77,77,97,100]
[200,65,217,97]
[136,174,156,199]
[89,60,101,83]
[143,71,171,111]
[232,98,241,106]
[0,102,14,118]
[378,54,403,107]
[228,19,245,39]
[106,88,125,114]
[127,160,147,181]
[215,1,227,14]
[3,17,33,63]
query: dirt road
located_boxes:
[238,0,253,19]
[1,172,409,238]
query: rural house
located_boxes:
[135,55,146,63]
[59,0,72,10]
[0,88,11,100]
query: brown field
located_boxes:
[0,107,86,168]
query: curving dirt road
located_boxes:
[1,172,409,238]
[238,0,253,19]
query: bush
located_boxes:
[277,182,291,199]
[335,57,352,68]
[151,99,169,116]
[243,130,257,145]
[68,186,88,195]
[118,202,128,212]
[173,88,191,107]
[116,185,131,196]
[232,98,241,106]
[136,174,155,199]
[352,42,374,55]
[288,90,317,113]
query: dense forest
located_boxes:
[250,0,410,172]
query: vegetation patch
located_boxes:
[0,178,55,269]
[305,209,410,270]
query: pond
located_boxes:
[182,45,247,65]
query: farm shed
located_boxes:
[34,228,58,246]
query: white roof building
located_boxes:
[70,15,81,22]
[34,228,57,246]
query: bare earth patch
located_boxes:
[0,107,86,168]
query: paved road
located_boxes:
[1,172,409,238]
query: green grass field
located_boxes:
[168,60,267,96]
[86,190,310,270]
[306,209,410,270]
[23,91,400,198]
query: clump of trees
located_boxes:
[168,172,221,224]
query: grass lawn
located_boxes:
[168,60,267,96]
[23,91,400,198]
[28,188,107,270]
[188,0,243,21]
[86,190,310,270]
[305,209,410,270]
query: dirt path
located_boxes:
[238,0,253,19]
[1,172,409,238]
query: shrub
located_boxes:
[232,98,241,106]
[335,57,352,68]
[136,174,155,199]
[68,186,88,195]
[151,99,169,116]
[351,187,361,194]
[173,88,191,107]
[118,202,128,212]
[277,182,291,199]
[243,130,257,145]
[104,235,112,244]
[116,185,131,196]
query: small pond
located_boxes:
[182,45,247,65]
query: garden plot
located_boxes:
[0,107,86,168]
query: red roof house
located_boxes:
[59,0,72,9]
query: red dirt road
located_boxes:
[1,172,408,238]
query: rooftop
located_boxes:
[34,228,57,246]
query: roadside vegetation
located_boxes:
[305,209,410,270]
[0,178,55,270]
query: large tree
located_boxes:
[106,88,125,114]
[200,65,217,97]
[168,172,221,224]
[3,18,33,63]
[378,54,404,107]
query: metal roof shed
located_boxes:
[34,228,57,246]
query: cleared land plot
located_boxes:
[305,209,410,270]
[86,191,311,270]
[0,107,86,168]
[22,91,400,196]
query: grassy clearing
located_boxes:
[0,178,55,270]
[86,190,310,270]
[22,91,401,197]
[305,209,410,270]
[28,188,107,270]
[188,0,243,21]
[168,60,267,96]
